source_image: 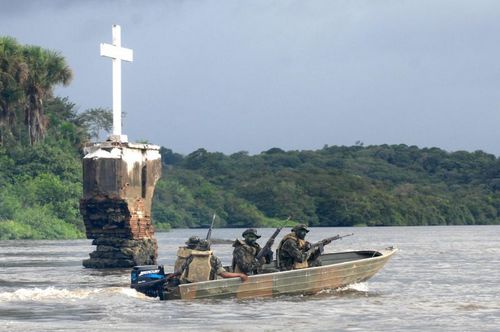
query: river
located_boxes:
[1,226,499,331]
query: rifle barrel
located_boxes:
[206,213,216,241]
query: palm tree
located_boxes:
[22,45,72,144]
[0,37,28,145]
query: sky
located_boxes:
[1,0,500,155]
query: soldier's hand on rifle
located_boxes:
[264,250,273,264]
[317,243,324,255]
[252,259,262,270]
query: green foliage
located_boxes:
[18,173,82,228]
[74,107,112,141]
[0,205,83,240]
[0,37,92,239]
[154,222,172,232]
[153,144,500,228]
[0,220,35,240]
[10,206,82,239]
[0,129,85,239]
[159,147,183,166]
[0,37,72,145]
[0,185,21,219]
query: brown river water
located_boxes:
[1,226,499,331]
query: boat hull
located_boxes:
[163,248,397,300]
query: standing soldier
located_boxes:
[276,224,322,271]
[232,228,272,275]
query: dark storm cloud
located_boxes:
[2,0,500,155]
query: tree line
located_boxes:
[153,145,500,228]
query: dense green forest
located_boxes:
[2,37,500,240]
[153,145,500,228]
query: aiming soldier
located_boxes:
[276,224,323,271]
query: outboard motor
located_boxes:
[130,265,166,298]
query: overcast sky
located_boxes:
[1,0,500,155]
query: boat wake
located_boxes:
[315,282,369,297]
[342,282,369,292]
[0,286,146,302]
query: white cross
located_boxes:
[100,24,133,142]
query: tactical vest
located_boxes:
[174,247,193,273]
[277,233,309,270]
[232,240,259,274]
[180,250,213,283]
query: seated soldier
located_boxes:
[179,240,248,283]
[232,228,272,275]
[174,236,200,273]
[276,224,322,271]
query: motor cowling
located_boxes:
[130,265,165,298]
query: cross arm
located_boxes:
[100,43,134,62]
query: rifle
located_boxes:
[255,216,291,261]
[306,233,354,257]
[206,213,216,242]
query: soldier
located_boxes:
[174,235,200,273]
[179,239,248,283]
[276,224,323,271]
[232,228,273,275]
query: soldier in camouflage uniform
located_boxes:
[276,224,322,271]
[179,239,248,283]
[232,228,272,275]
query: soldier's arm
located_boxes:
[177,255,192,275]
[214,255,248,281]
[219,271,249,282]
[304,241,323,260]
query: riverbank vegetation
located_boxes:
[0,37,108,239]
[2,37,500,239]
[153,146,500,228]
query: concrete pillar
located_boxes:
[80,140,161,268]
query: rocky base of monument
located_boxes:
[80,196,158,269]
[83,237,158,268]
[80,197,156,239]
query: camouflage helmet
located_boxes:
[292,224,309,233]
[242,228,261,239]
[185,235,201,246]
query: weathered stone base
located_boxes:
[80,197,155,240]
[83,237,158,268]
